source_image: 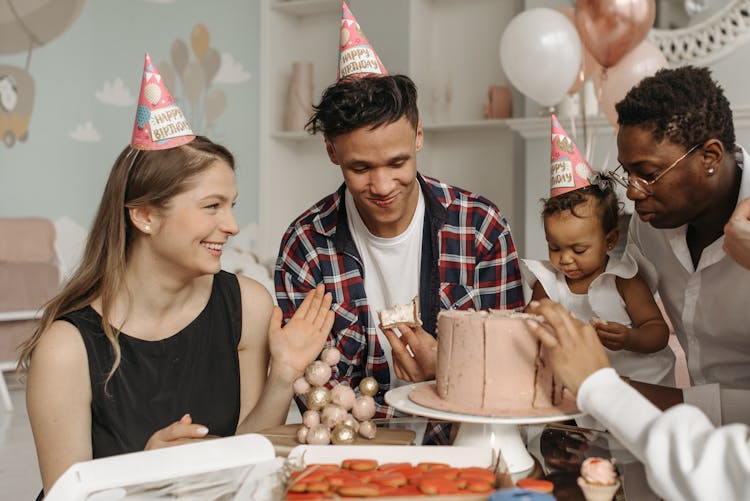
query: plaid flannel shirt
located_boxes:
[275,174,524,444]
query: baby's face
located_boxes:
[543,199,611,286]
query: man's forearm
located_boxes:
[627,379,684,410]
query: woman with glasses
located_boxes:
[607,66,750,430]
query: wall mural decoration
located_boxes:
[155,23,251,134]
[0,0,86,147]
[70,22,252,146]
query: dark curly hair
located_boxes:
[615,66,735,151]
[306,75,419,138]
[542,185,620,234]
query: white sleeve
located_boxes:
[684,384,750,426]
[578,368,750,501]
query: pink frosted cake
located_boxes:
[409,309,577,416]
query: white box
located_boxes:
[45,434,277,501]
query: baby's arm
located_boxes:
[523,282,549,312]
[595,274,669,353]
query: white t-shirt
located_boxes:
[345,188,425,387]
[627,146,750,425]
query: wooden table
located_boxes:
[258,424,417,457]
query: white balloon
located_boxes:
[500,8,582,108]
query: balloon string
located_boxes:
[568,115,577,150]
[587,69,609,168]
[581,89,588,155]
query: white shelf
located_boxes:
[270,120,512,141]
[504,105,750,140]
[271,131,318,141]
[271,0,340,17]
[423,119,510,133]
[505,115,614,140]
[0,310,42,322]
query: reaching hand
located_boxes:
[525,299,610,395]
[268,285,335,384]
[144,414,211,450]
[724,196,750,270]
[382,324,437,382]
[591,320,630,351]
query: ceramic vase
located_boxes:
[483,85,512,119]
[283,62,313,131]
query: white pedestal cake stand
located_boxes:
[385,382,583,480]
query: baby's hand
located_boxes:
[592,320,630,351]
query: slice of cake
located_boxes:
[378,296,422,330]
[435,309,566,411]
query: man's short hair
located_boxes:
[306,75,419,138]
[615,66,735,151]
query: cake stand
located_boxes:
[385,382,583,480]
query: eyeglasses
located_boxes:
[608,143,703,195]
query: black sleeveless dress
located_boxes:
[61,271,242,459]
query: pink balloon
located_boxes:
[575,0,655,68]
[557,6,602,96]
[595,40,667,129]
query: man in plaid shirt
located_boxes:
[275,75,524,445]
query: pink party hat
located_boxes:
[131,53,195,150]
[550,115,595,197]
[338,1,388,80]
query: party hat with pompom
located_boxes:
[550,114,594,197]
[338,1,388,80]
[131,53,195,150]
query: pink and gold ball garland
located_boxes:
[293,347,379,445]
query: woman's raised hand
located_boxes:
[268,285,334,384]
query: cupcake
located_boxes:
[577,457,620,501]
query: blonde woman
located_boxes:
[19,136,333,495]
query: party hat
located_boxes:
[549,115,595,197]
[131,53,195,150]
[338,1,388,80]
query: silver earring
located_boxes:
[707,167,715,175]
[144,225,150,232]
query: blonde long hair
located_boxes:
[18,136,235,385]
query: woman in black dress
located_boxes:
[18,135,333,496]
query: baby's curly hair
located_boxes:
[615,66,735,151]
[542,185,620,235]
[306,75,419,138]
